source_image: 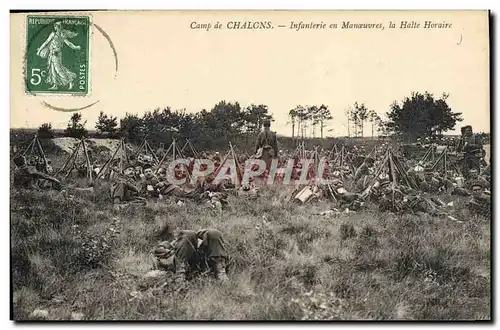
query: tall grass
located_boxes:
[11,185,490,320]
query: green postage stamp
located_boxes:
[25,15,90,95]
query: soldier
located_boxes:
[466,168,490,190]
[154,167,195,199]
[331,180,364,211]
[378,183,405,213]
[406,165,423,188]
[433,172,455,194]
[255,119,278,170]
[402,192,450,217]
[457,125,483,177]
[134,165,144,181]
[12,155,61,190]
[238,153,248,168]
[419,167,441,193]
[354,157,375,183]
[210,152,221,170]
[156,167,175,196]
[142,164,161,198]
[154,229,229,282]
[110,165,146,205]
[468,181,490,217]
[481,156,491,178]
[156,142,166,159]
[76,162,88,178]
[128,154,143,169]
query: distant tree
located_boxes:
[349,102,370,138]
[65,113,88,139]
[291,105,310,139]
[345,107,352,137]
[316,104,333,138]
[210,100,246,139]
[244,104,273,133]
[290,105,308,139]
[288,108,297,140]
[385,91,463,141]
[349,105,360,137]
[95,111,118,134]
[368,110,380,139]
[307,106,320,138]
[375,116,390,137]
[37,123,54,139]
[119,113,143,144]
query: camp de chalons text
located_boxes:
[189,20,452,31]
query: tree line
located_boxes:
[36,92,465,148]
[37,101,276,150]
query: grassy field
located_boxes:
[10,183,491,321]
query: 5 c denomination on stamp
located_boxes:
[25,15,90,95]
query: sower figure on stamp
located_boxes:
[456,125,483,178]
[255,119,278,172]
[154,229,229,282]
[36,21,81,91]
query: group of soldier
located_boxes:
[11,121,491,282]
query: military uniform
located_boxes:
[419,168,442,193]
[434,174,455,193]
[111,167,146,205]
[155,229,228,281]
[468,181,491,217]
[12,156,61,190]
[404,195,443,216]
[255,120,278,170]
[142,175,161,198]
[465,171,490,190]
[457,126,483,177]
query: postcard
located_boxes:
[10,10,490,321]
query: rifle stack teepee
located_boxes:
[180,139,199,158]
[56,137,93,181]
[307,146,323,184]
[293,141,306,158]
[332,145,348,168]
[361,147,418,199]
[94,139,129,180]
[330,144,339,159]
[156,139,185,169]
[22,134,49,173]
[431,146,461,176]
[155,139,194,183]
[353,146,377,173]
[212,142,243,186]
[420,144,436,164]
[134,139,160,165]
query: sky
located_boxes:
[10,10,490,137]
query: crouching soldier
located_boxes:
[452,169,490,197]
[378,184,406,214]
[110,165,146,205]
[468,181,491,218]
[13,155,62,190]
[330,179,365,211]
[154,229,229,282]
